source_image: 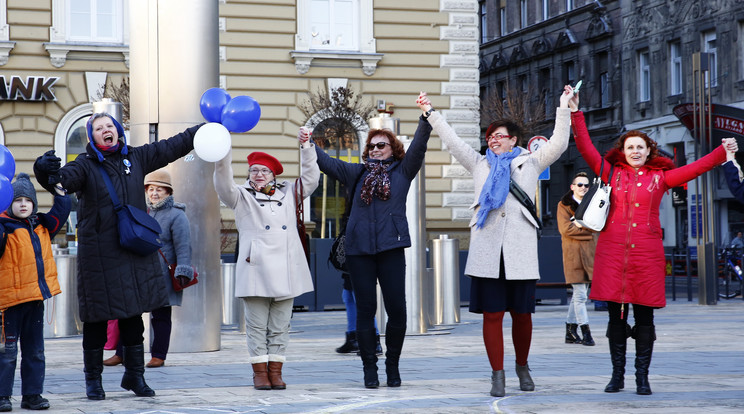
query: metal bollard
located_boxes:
[221,261,245,332]
[431,234,460,325]
[45,252,83,338]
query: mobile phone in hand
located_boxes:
[573,80,583,93]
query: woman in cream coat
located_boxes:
[418,86,573,397]
[213,131,319,390]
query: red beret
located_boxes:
[247,152,283,175]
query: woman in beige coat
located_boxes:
[557,172,597,346]
[418,86,574,397]
[213,131,319,390]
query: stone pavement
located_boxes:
[7,298,744,413]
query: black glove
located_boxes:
[35,150,61,174]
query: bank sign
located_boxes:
[0,75,59,101]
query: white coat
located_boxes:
[427,108,570,280]
[214,145,320,300]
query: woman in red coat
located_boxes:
[569,92,732,396]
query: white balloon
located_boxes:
[193,122,231,162]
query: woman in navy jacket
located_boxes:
[723,139,744,201]
[314,93,432,388]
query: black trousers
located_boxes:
[82,315,144,350]
[346,248,407,331]
[607,302,654,326]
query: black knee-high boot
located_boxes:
[83,348,106,400]
[384,324,406,387]
[632,325,655,395]
[604,323,631,393]
[356,328,379,388]
[121,344,155,397]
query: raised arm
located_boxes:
[571,111,613,182]
[664,145,726,188]
[213,149,241,209]
[298,128,320,197]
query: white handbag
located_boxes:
[574,162,614,232]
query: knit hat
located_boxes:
[247,152,283,175]
[144,169,173,191]
[7,173,38,218]
[86,113,128,162]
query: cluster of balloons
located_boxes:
[0,145,16,211]
[194,88,261,162]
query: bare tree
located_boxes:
[299,85,375,150]
[480,81,547,139]
[95,77,130,128]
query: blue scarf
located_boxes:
[475,147,522,229]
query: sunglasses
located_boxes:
[367,142,390,150]
[574,183,590,188]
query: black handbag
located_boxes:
[328,171,363,272]
[98,165,163,256]
[509,179,543,239]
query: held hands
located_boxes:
[416,91,432,115]
[560,85,578,111]
[298,126,312,148]
[723,137,738,162]
[35,150,62,186]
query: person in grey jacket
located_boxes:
[33,113,202,401]
[418,86,573,397]
[314,93,432,389]
[213,130,319,391]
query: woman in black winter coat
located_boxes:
[33,113,201,401]
[314,93,432,389]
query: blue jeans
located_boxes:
[566,283,589,325]
[341,288,379,334]
[0,301,45,397]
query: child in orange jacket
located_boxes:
[0,173,70,411]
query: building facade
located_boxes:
[0,0,481,250]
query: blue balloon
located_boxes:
[200,88,232,123]
[221,95,261,133]
[0,145,15,180]
[0,175,12,212]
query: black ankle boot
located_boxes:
[632,325,655,395]
[336,331,359,354]
[565,323,582,344]
[121,344,155,397]
[580,324,595,346]
[83,348,106,400]
[357,328,379,388]
[604,323,631,393]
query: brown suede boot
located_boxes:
[251,363,272,390]
[268,361,287,390]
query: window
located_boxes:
[670,41,683,95]
[480,1,488,43]
[0,0,13,65]
[542,0,549,20]
[566,0,574,12]
[520,0,528,29]
[639,50,651,102]
[67,0,123,43]
[703,30,717,87]
[597,51,609,107]
[292,0,380,75]
[308,0,358,51]
[539,67,551,116]
[740,22,744,80]
[563,61,575,86]
[47,0,129,67]
[500,6,507,36]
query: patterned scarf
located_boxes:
[360,159,392,205]
[475,147,522,229]
[249,180,276,196]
